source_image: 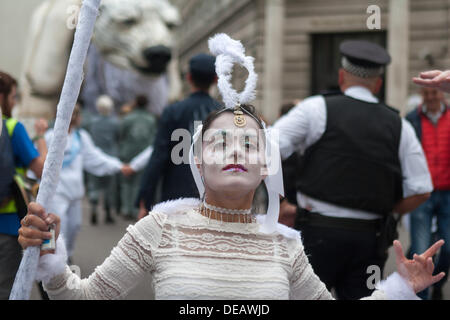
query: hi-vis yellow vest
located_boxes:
[0,117,25,214]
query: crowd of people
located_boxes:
[0,71,157,298]
[1,34,449,301]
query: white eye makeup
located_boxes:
[205,129,260,154]
[209,130,230,153]
[241,131,259,151]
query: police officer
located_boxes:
[136,53,222,220]
[273,40,433,299]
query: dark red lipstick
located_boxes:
[222,164,248,172]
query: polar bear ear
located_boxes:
[104,0,142,24]
[97,0,118,20]
[155,0,181,27]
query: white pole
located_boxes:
[9,0,101,300]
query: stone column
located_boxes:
[262,0,285,124]
[386,0,410,116]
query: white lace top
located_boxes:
[40,199,417,300]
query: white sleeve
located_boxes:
[272,96,326,160]
[41,212,166,300]
[79,130,123,176]
[398,119,434,197]
[129,146,153,172]
[36,236,68,285]
[375,272,420,300]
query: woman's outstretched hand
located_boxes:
[18,202,61,256]
[394,240,446,294]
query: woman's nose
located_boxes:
[230,141,245,163]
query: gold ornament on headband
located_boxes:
[234,105,247,127]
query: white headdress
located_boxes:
[189,33,284,234]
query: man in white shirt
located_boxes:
[273,40,433,299]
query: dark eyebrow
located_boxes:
[204,129,260,144]
[241,132,258,139]
[203,129,229,144]
[207,129,228,138]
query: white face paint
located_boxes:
[200,112,266,196]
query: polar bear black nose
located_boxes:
[143,45,172,66]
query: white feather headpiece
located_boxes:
[208,33,258,108]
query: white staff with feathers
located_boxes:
[190,33,285,234]
[9,0,102,300]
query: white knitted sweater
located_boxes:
[40,198,419,300]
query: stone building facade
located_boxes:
[171,0,450,123]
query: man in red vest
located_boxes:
[406,86,450,300]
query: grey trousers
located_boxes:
[120,172,143,217]
[0,233,22,300]
[87,174,117,210]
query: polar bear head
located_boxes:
[93,0,181,75]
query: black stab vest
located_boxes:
[296,94,403,216]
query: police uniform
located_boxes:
[273,40,433,299]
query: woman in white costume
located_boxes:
[18,34,445,300]
[43,103,131,261]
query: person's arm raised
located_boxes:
[28,119,49,179]
[413,70,450,93]
[393,240,445,294]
